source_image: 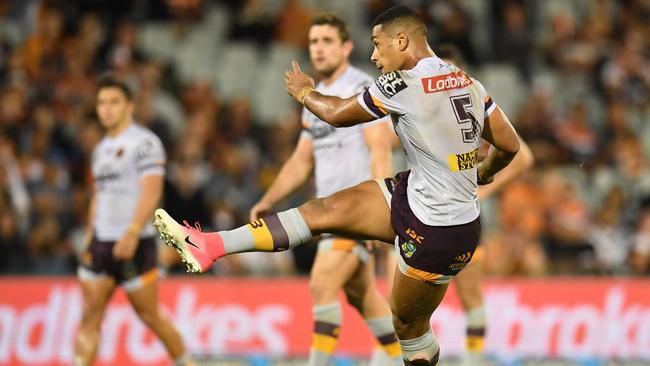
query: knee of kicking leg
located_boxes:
[301,196,350,233]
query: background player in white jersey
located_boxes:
[74,76,191,366]
[153,6,520,365]
[249,13,401,366]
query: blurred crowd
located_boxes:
[0,0,649,276]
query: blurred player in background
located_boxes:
[153,6,521,365]
[74,76,191,366]
[249,13,401,366]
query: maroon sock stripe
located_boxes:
[377,333,398,345]
[314,321,340,337]
[467,327,486,337]
[431,350,440,365]
[264,214,289,251]
[403,350,440,366]
[403,360,430,366]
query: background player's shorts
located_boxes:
[317,235,370,263]
[78,237,159,292]
[376,171,482,284]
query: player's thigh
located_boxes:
[299,180,395,243]
[454,255,484,310]
[390,271,448,338]
[310,247,361,294]
[79,277,116,319]
[126,277,160,319]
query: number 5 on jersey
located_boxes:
[450,94,480,143]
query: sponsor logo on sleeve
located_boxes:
[135,139,154,160]
[375,71,407,98]
[422,70,473,93]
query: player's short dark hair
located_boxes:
[311,12,350,43]
[96,74,133,101]
[371,5,427,36]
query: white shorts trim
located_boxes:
[77,266,108,282]
[317,237,370,263]
[374,178,392,209]
[77,266,158,293]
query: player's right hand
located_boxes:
[284,61,315,103]
[250,200,272,221]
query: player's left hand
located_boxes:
[476,167,494,186]
[284,61,315,103]
[113,231,139,261]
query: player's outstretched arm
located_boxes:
[478,106,520,184]
[284,61,375,127]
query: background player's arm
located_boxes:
[363,122,393,179]
[250,136,314,220]
[285,61,375,127]
[83,193,96,249]
[363,121,393,249]
[478,136,534,199]
[113,174,163,260]
[477,106,520,183]
[129,174,164,234]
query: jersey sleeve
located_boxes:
[473,78,497,117]
[356,71,407,119]
[135,134,166,177]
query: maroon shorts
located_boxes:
[382,171,482,284]
[78,237,159,291]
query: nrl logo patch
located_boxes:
[401,240,417,258]
[375,71,407,99]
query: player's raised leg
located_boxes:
[154,180,396,272]
[74,276,116,366]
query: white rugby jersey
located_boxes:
[92,123,166,241]
[358,56,497,226]
[301,65,390,197]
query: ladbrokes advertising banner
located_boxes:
[0,277,649,365]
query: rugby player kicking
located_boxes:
[154,6,520,365]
